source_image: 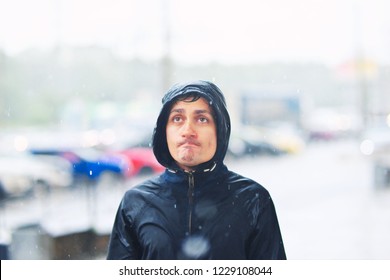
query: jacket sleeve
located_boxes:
[106,197,140,260]
[247,196,287,260]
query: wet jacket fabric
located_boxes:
[106,163,286,259]
[107,80,286,260]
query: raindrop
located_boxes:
[195,200,217,218]
[181,236,210,259]
[174,204,177,208]
[360,140,374,155]
[89,170,93,176]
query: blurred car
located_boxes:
[227,124,305,158]
[359,125,390,158]
[29,148,129,183]
[0,152,72,198]
[0,180,8,200]
[260,123,306,154]
[0,172,33,198]
[109,147,165,177]
[228,133,283,158]
[304,108,362,141]
[359,122,390,188]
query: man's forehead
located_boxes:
[170,97,212,112]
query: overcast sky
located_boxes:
[0,0,389,65]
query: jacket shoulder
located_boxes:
[120,177,163,214]
[227,171,269,192]
[226,171,272,204]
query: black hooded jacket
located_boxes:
[107,81,286,260]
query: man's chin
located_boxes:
[176,157,198,171]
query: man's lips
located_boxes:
[178,140,201,147]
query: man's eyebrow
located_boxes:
[170,108,184,114]
[169,108,212,114]
[194,109,212,115]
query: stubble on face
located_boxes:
[177,139,201,164]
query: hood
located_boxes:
[152,80,231,171]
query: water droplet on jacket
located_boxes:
[181,236,210,259]
[195,200,217,218]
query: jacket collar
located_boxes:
[167,161,217,174]
[162,161,228,185]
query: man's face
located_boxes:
[166,97,217,171]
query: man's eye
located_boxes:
[172,116,182,122]
[199,117,208,123]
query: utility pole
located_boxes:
[161,0,173,92]
[353,0,370,131]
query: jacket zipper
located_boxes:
[187,172,195,235]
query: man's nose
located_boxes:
[181,120,196,137]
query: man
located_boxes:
[107,80,286,259]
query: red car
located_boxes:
[113,147,165,177]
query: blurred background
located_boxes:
[1,0,390,259]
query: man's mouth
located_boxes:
[179,140,201,147]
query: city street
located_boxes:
[1,139,390,259]
[229,139,390,259]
